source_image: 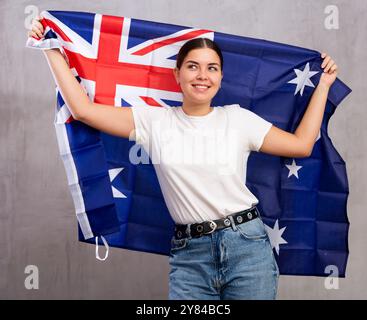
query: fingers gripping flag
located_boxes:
[26,10,351,277]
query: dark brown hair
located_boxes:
[176,38,224,71]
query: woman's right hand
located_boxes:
[27,15,45,39]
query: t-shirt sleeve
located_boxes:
[130,105,167,147]
[233,104,273,152]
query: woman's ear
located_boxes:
[173,67,180,84]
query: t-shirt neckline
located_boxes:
[177,106,216,121]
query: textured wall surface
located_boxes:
[0,0,365,299]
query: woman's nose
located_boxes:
[196,70,208,79]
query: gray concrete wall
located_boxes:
[0,0,365,299]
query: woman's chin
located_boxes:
[184,94,214,105]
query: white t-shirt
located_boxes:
[130,104,272,224]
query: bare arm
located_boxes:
[28,15,134,139]
[260,83,329,157]
[43,49,135,139]
[43,48,89,120]
[259,53,338,158]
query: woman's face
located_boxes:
[174,48,223,105]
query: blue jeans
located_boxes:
[168,216,279,300]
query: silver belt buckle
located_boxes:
[204,220,217,234]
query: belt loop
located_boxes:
[255,206,261,218]
[186,224,192,239]
[228,215,237,231]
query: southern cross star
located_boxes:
[264,220,287,255]
[288,62,319,96]
[286,159,303,179]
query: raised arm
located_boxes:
[259,53,338,158]
[28,17,135,140]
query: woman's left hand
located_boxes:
[319,52,338,88]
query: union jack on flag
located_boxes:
[26,10,351,276]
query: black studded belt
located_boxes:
[174,206,259,239]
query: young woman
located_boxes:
[29,16,338,300]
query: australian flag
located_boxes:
[26,10,351,277]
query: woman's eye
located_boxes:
[187,64,218,71]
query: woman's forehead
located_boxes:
[183,48,221,63]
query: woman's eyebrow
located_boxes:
[185,60,199,64]
[185,60,220,66]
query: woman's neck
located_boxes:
[181,101,213,116]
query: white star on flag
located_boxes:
[108,168,127,198]
[288,62,318,96]
[286,159,303,179]
[264,220,287,255]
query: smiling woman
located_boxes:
[129,38,281,300]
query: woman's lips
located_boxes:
[191,84,211,92]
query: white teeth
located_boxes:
[193,85,209,89]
